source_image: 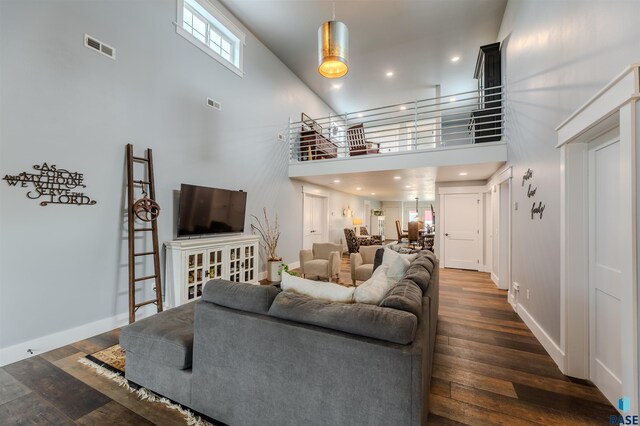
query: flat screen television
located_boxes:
[177,184,247,237]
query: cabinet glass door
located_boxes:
[229,246,242,282]
[186,251,205,301]
[243,244,256,282]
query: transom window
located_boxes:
[177,0,245,77]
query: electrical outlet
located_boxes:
[526,289,530,300]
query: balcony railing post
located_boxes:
[413,99,418,150]
[344,112,349,157]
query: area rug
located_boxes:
[79,344,215,426]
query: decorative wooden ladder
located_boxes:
[126,143,163,323]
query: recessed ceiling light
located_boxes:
[356,187,362,190]
[393,176,401,180]
[449,97,457,102]
[386,71,394,77]
[333,179,341,183]
[451,56,460,62]
[371,192,376,195]
[357,113,363,118]
[332,83,342,89]
[459,172,468,176]
[400,106,407,111]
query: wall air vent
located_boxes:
[207,98,221,110]
[84,34,116,60]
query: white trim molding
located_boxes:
[556,63,639,413]
[0,310,153,367]
[517,303,566,368]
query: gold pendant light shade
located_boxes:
[318,20,349,79]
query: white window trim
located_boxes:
[175,0,246,78]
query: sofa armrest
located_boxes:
[299,249,313,274]
[350,253,363,279]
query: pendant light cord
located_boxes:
[332,2,336,21]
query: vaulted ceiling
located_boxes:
[221,0,508,114]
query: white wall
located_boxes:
[498,0,640,344]
[0,0,335,360]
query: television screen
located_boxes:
[177,184,247,237]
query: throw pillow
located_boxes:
[386,255,411,283]
[354,265,394,305]
[281,272,355,303]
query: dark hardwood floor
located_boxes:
[0,257,616,425]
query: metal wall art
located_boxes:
[522,168,545,220]
[2,163,97,206]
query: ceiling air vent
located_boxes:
[84,34,116,60]
[207,98,221,110]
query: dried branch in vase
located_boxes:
[250,207,281,261]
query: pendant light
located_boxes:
[318,3,349,79]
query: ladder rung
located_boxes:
[134,299,157,309]
[134,180,150,185]
[135,228,153,232]
[134,275,156,282]
[132,156,149,163]
[134,251,155,257]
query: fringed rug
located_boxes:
[79,345,216,426]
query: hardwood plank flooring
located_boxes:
[0,257,616,424]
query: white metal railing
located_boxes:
[288,86,504,163]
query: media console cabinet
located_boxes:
[165,234,260,307]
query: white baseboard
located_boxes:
[287,261,300,270]
[491,272,500,286]
[0,309,153,367]
[517,303,566,369]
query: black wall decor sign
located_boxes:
[3,163,97,206]
[521,168,545,220]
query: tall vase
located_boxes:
[267,260,283,283]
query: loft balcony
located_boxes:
[288,87,507,178]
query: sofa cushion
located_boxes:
[405,252,437,292]
[202,279,280,314]
[281,272,355,303]
[120,302,195,370]
[380,279,423,319]
[268,291,417,344]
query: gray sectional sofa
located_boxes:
[120,251,439,426]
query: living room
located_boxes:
[1,0,640,424]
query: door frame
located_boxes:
[438,186,485,270]
[556,64,638,413]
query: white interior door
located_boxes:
[443,193,480,270]
[588,137,625,406]
[303,194,327,250]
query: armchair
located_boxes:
[299,242,342,282]
[359,226,382,245]
[344,228,373,254]
[350,245,382,285]
[347,124,379,156]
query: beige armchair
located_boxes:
[350,245,382,286]
[299,243,342,282]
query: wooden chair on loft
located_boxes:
[408,221,420,248]
[347,123,380,156]
[395,220,408,242]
